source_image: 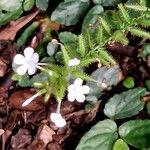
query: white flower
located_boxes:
[68,58,80,67]
[50,113,66,128]
[13,47,39,75]
[67,78,90,102]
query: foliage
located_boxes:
[113,139,129,150]
[123,77,135,88]
[76,119,118,150]
[51,0,90,26]
[119,120,150,149]
[104,88,146,119]
[86,65,121,98]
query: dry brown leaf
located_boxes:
[8,89,45,111]
[0,11,39,41]
[35,124,55,147]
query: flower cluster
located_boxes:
[13,47,90,128]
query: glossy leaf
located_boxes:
[76,119,118,150]
[104,88,146,119]
[83,5,104,28]
[113,139,129,150]
[51,0,90,25]
[119,120,150,149]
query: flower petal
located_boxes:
[13,54,26,65]
[31,53,39,64]
[74,78,83,87]
[68,58,80,67]
[50,113,66,128]
[80,85,90,94]
[22,92,39,106]
[24,47,34,61]
[16,64,28,75]
[67,84,75,92]
[28,65,37,75]
[76,93,85,102]
[67,92,76,102]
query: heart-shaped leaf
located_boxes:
[51,0,90,25]
[104,88,146,119]
[113,139,129,150]
[119,120,150,149]
[76,119,118,150]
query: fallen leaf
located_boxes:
[35,124,55,147]
[8,89,45,111]
[11,129,32,149]
[0,11,39,40]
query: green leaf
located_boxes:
[104,88,146,119]
[59,32,78,44]
[51,0,90,26]
[140,43,150,61]
[0,0,22,11]
[23,0,35,11]
[93,0,124,6]
[113,139,129,150]
[36,0,49,11]
[123,77,135,88]
[17,22,39,47]
[30,72,49,85]
[145,80,150,90]
[47,42,58,56]
[119,120,150,149]
[18,74,31,87]
[82,5,104,28]
[86,65,121,97]
[76,119,118,150]
[0,0,23,25]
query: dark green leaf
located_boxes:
[51,0,90,25]
[113,139,129,150]
[104,88,146,119]
[119,120,150,149]
[83,5,104,28]
[76,119,118,150]
[47,42,58,56]
[36,0,49,11]
[18,74,31,87]
[140,43,150,61]
[86,65,121,97]
[59,32,78,44]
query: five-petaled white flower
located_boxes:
[13,47,39,75]
[68,58,80,67]
[67,78,90,102]
[50,113,66,128]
